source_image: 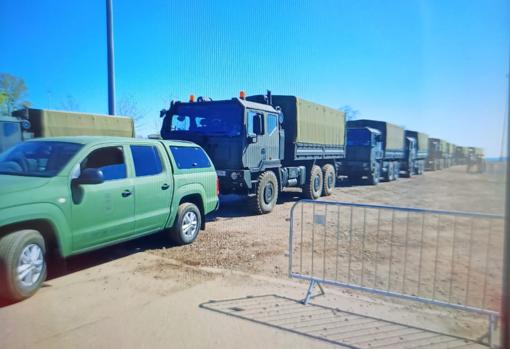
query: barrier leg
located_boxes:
[488,313,497,349]
[302,280,325,305]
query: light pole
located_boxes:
[106,0,116,115]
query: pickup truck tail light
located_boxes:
[216,177,220,196]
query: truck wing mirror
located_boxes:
[73,168,104,185]
[160,109,167,118]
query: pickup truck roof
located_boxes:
[26,136,198,147]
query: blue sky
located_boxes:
[0,0,508,156]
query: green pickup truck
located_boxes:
[0,136,219,301]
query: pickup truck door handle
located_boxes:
[121,190,132,197]
[161,183,170,190]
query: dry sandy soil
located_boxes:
[151,166,505,299]
[0,164,505,348]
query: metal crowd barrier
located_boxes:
[288,200,504,348]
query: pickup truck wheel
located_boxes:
[321,164,335,196]
[250,171,278,214]
[170,203,202,245]
[303,165,323,200]
[0,230,47,301]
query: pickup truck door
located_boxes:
[70,145,135,251]
[129,144,173,234]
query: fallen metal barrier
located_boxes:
[288,200,504,348]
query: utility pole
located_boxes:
[106,0,116,115]
[502,54,510,348]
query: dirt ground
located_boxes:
[150,165,505,291]
[0,164,505,348]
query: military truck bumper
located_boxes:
[339,161,372,177]
[216,169,252,194]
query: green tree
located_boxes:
[0,73,30,114]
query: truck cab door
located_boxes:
[243,110,281,170]
[243,110,265,169]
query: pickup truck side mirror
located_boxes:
[73,168,104,185]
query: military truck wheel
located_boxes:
[250,171,278,214]
[367,163,380,185]
[393,162,400,180]
[0,229,47,301]
[322,164,335,196]
[170,203,202,245]
[304,165,323,199]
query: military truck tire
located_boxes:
[170,203,202,245]
[0,229,47,301]
[321,164,335,196]
[367,163,380,185]
[250,171,279,214]
[393,162,400,180]
[304,165,323,199]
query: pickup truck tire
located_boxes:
[0,229,47,301]
[321,164,335,196]
[170,203,202,245]
[303,165,323,200]
[250,171,278,214]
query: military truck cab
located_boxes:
[342,120,405,184]
[0,115,31,153]
[341,127,383,184]
[160,92,346,214]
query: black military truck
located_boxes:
[340,119,405,184]
[403,130,428,176]
[160,92,346,214]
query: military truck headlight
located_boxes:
[230,172,239,180]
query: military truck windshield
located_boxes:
[0,141,82,177]
[170,103,242,137]
[0,121,22,153]
[347,129,372,146]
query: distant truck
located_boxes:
[160,91,346,214]
[454,145,468,165]
[0,136,219,301]
[467,146,486,173]
[0,108,135,153]
[340,119,405,184]
[426,138,447,171]
[403,130,428,176]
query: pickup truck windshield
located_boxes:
[169,103,242,137]
[347,129,372,147]
[0,141,82,177]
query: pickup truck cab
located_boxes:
[0,136,219,301]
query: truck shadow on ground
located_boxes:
[210,192,304,219]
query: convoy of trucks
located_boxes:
[0,95,487,217]
[0,94,489,301]
[159,91,486,213]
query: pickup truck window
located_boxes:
[170,146,211,169]
[130,145,163,177]
[0,140,82,177]
[81,146,126,181]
